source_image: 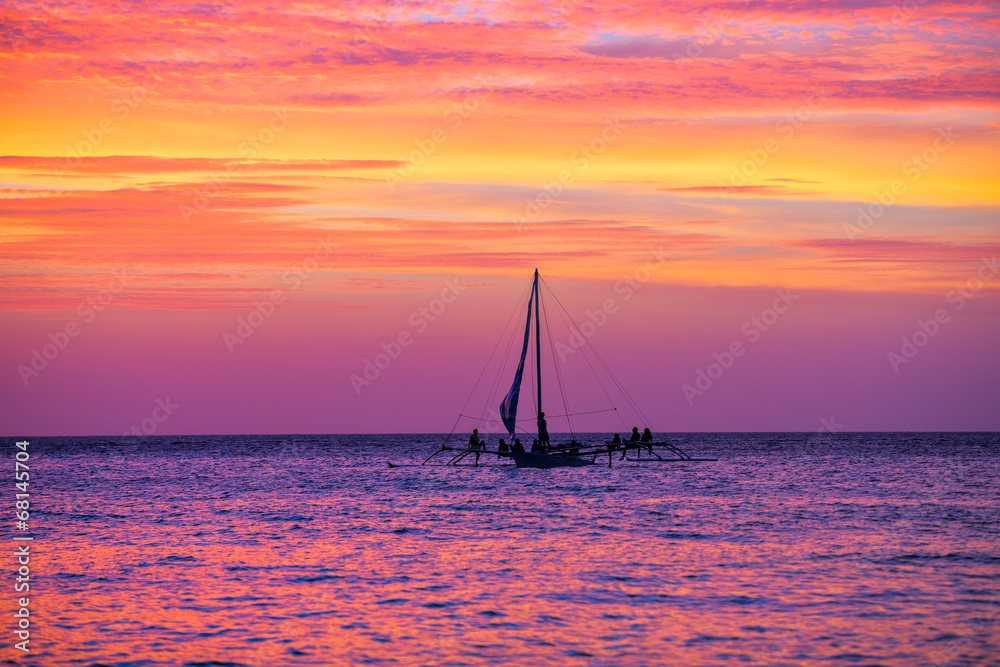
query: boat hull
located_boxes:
[510,451,595,468]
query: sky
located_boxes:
[1,0,998,435]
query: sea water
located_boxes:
[17,432,1000,665]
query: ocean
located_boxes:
[16,432,1000,666]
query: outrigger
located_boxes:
[417,438,714,468]
[393,269,716,469]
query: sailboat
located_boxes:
[498,269,594,468]
[403,269,715,469]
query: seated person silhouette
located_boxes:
[641,428,653,443]
[469,429,483,449]
[622,426,641,459]
[531,438,542,453]
[468,429,485,465]
[498,438,510,452]
[513,438,525,452]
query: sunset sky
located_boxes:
[2,0,998,435]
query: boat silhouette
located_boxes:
[395,269,715,469]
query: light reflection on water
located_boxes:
[24,433,1000,665]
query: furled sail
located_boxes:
[498,284,534,437]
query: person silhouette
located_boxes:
[498,438,510,453]
[513,438,524,452]
[622,426,641,460]
[537,412,550,449]
[608,433,621,462]
[641,428,653,443]
[469,429,485,466]
[531,438,541,453]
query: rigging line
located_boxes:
[484,280,537,434]
[441,412,465,448]
[457,415,536,432]
[483,275,536,438]
[490,276,536,431]
[578,334,634,434]
[458,414,511,423]
[591,343,659,437]
[476,280,533,428]
[459,278,532,427]
[527,287,537,424]
[479,324,515,430]
[579,328,656,434]
[540,278,638,434]
[551,407,617,418]
[540,278,628,432]
[574,317,658,431]
[540,277,618,412]
[457,417,534,434]
[539,278,574,438]
[458,408,617,422]
[495,278,534,403]
[482,309,520,423]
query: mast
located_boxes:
[534,269,541,419]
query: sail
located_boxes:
[499,284,534,437]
